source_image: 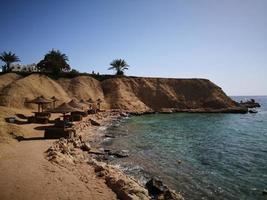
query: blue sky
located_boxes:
[0,0,266,95]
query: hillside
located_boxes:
[0,73,246,113]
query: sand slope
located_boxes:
[0,73,21,91]
[57,76,105,103]
[0,74,70,109]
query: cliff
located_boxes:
[0,73,246,113]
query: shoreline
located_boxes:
[46,110,184,200]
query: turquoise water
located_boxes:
[103,96,267,200]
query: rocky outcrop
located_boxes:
[146,178,184,200]
[0,73,246,113]
[239,99,261,108]
[46,137,151,200]
[91,159,151,200]
[102,77,245,113]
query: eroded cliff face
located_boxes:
[0,73,245,113]
[102,77,242,113]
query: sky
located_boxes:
[0,0,266,95]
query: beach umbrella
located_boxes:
[49,103,83,125]
[51,96,60,109]
[25,96,52,112]
[68,99,85,110]
[49,102,83,114]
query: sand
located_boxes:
[0,74,70,109]
[0,108,118,200]
[0,73,21,91]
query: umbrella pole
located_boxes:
[38,104,40,113]
[63,112,65,129]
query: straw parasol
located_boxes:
[25,96,52,112]
[51,96,60,109]
[68,99,85,110]
[50,102,82,115]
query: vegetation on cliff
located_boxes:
[0,51,20,72]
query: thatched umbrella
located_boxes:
[51,96,60,109]
[68,99,85,110]
[25,96,52,113]
[50,102,82,115]
[49,103,83,126]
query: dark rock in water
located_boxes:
[108,150,129,158]
[146,178,184,200]
[248,109,258,113]
[89,148,105,155]
[263,189,267,195]
[90,119,100,126]
[240,99,261,108]
[120,112,129,117]
[104,134,116,138]
[177,160,182,164]
[146,177,166,196]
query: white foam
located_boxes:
[99,126,107,131]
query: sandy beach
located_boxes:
[0,105,185,200]
[0,109,119,200]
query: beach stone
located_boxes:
[81,142,91,151]
[105,134,116,138]
[94,165,105,173]
[73,140,82,148]
[120,112,128,117]
[90,119,100,126]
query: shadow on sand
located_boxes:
[11,135,55,142]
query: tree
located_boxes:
[0,51,20,72]
[36,49,70,74]
[108,59,129,75]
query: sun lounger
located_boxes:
[44,126,76,139]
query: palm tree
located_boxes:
[37,49,70,74]
[0,51,20,72]
[108,59,129,75]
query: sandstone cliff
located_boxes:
[0,73,246,113]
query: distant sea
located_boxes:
[102,96,267,200]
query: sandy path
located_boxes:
[0,139,117,200]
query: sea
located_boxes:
[102,96,267,200]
